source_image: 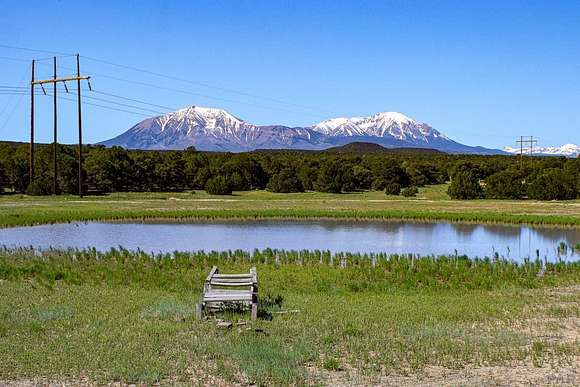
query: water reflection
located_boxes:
[0,220,578,263]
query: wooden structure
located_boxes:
[30,55,91,196]
[196,266,258,320]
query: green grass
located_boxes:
[1,248,579,384]
[0,186,579,227]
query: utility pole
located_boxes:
[76,54,84,197]
[29,60,35,185]
[30,55,91,196]
[516,135,525,169]
[515,136,538,169]
[529,136,537,166]
[53,57,58,195]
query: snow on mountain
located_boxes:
[312,112,448,143]
[503,144,579,157]
[100,105,501,154]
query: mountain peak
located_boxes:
[311,111,444,141]
[372,111,416,124]
[169,105,243,123]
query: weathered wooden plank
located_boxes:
[204,293,251,297]
[251,267,257,284]
[210,280,254,286]
[206,266,219,282]
[213,273,254,279]
[203,295,252,302]
[211,279,253,284]
[205,290,253,295]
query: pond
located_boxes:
[0,220,579,262]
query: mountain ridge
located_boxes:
[100,105,504,154]
[504,144,579,157]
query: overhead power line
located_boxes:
[32,91,161,118]
[2,44,336,117]
[0,44,74,57]
[82,55,340,115]
[27,60,325,117]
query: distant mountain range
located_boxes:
[99,105,503,154]
[504,144,579,158]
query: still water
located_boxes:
[0,220,578,262]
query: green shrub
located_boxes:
[485,170,526,199]
[267,169,304,193]
[323,356,341,371]
[384,182,401,195]
[26,177,54,196]
[205,176,233,195]
[448,171,482,200]
[527,168,576,200]
[401,186,418,197]
[371,178,387,191]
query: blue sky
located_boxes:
[0,0,579,148]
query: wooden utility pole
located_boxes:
[30,55,91,195]
[517,135,524,169]
[29,60,35,184]
[515,136,538,169]
[76,54,84,197]
[529,136,537,165]
[53,57,58,194]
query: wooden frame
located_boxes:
[196,266,258,320]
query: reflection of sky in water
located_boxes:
[0,220,578,263]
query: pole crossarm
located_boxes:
[32,75,90,85]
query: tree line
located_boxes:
[0,142,578,200]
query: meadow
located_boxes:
[0,248,579,385]
[0,185,579,228]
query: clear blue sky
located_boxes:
[0,0,579,149]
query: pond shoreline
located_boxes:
[1,209,580,229]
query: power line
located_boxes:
[90,89,177,111]
[1,86,171,116]
[82,55,340,115]
[0,44,74,57]
[33,91,158,117]
[80,70,323,116]
[4,45,335,117]
[0,64,30,130]
[80,94,169,115]
[29,60,324,117]
[0,55,31,63]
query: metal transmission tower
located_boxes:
[30,54,91,196]
[515,136,538,169]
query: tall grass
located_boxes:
[1,247,578,291]
[1,208,580,228]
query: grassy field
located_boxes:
[0,248,579,385]
[0,185,579,227]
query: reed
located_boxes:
[1,247,578,291]
[1,208,579,228]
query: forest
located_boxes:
[0,142,578,200]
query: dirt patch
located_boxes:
[308,361,579,386]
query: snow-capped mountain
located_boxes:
[313,112,447,143]
[504,144,579,157]
[100,105,501,154]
